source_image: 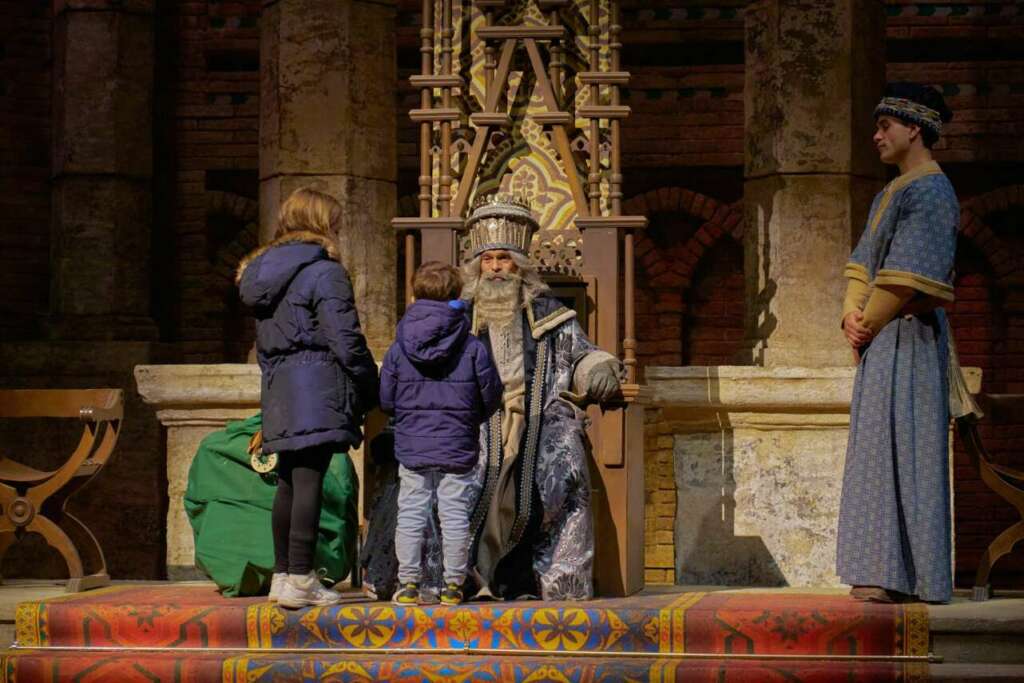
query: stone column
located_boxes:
[260,0,397,357]
[50,0,156,340]
[742,0,885,367]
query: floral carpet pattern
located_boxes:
[4,585,930,681]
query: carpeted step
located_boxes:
[1,649,931,682]
[15,585,929,657]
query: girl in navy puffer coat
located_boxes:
[237,187,378,609]
[379,262,502,605]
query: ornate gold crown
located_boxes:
[465,193,539,257]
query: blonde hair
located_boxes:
[274,187,343,239]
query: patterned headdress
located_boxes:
[873,83,951,139]
[465,193,539,257]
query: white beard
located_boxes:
[474,273,528,458]
[473,272,522,331]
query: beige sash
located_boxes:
[947,325,983,420]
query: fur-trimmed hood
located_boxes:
[236,231,340,312]
[235,230,339,285]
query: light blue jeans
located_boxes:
[395,465,476,586]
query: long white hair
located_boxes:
[461,251,549,306]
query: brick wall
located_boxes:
[156,0,261,362]
[0,2,51,339]
[950,195,1024,585]
[884,6,1024,586]
[643,409,676,585]
[623,65,743,170]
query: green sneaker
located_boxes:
[392,582,420,605]
[440,583,463,606]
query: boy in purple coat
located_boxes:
[380,261,503,605]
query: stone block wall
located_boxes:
[0,2,52,340]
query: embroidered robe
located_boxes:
[836,161,959,602]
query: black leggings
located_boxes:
[272,445,334,575]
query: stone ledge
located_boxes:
[646,365,982,412]
[135,364,259,414]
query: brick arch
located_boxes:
[206,191,259,287]
[625,188,744,367]
[206,190,258,225]
[625,188,743,289]
[960,185,1024,283]
[949,186,1024,583]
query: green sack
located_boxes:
[184,413,358,597]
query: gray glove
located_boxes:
[586,360,622,403]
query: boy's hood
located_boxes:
[397,300,470,366]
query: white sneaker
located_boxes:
[268,572,287,601]
[277,571,342,609]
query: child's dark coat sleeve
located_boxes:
[379,345,397,415]
[474,340,504,418]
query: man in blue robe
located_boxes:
[837,83,958,604]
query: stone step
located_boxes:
[15,585,926,657]
[929,595,1024,664]
[930,663,1024,682]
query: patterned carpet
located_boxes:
[3,651,929,682]
[4,585,931,681]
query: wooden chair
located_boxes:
[0,389,123,592]
[955,393,1024,601]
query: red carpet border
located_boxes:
[14,584,928,657]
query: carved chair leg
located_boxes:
[0,529,17,583]
[26,515,84,579]
[973,520,1024,600]
[55,510,107,579]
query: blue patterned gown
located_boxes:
[836,161,959,603]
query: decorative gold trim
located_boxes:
[844,263,870,284]
[530,306,576,340]
[875,269,954,301]
[903,603,930,657]
[869,162,943,234]
[14,603,41,648]
[891,161,943,194]
[509,337,549,545]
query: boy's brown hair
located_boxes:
[413,261,463,301]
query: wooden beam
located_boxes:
[478,25,565,40]
[451,39,517,217]
[523,38,589,216]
